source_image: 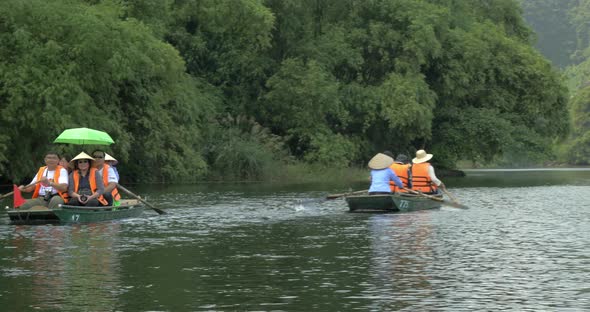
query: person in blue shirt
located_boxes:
[104,153,119,180]
[368,153,404,195]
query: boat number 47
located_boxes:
[399,200,409,209]
[71,214,80,222]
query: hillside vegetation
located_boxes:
[0,0,571,182]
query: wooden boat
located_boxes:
[346,193,442,213]
[53,199,143,224]
[7,205,60,225]
[7,199,143,225]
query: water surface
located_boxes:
[1,170,589,311]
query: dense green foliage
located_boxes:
[558,86,590,164]
[0,0,571,182]
[0,0,218,182]
[559,1,590,165]
[521,0,590,165]
[519,0,577,69]
[563,0,590,90]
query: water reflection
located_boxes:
[2,224,121,311]
[359,212,435,310]
[0,170,589,310]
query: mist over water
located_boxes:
[1,170,589,311]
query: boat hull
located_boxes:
[346,193,442,213]
[7,207,60,225]
[53,199,143,223]
[6,199,143,225]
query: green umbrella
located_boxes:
[54,127,115,145]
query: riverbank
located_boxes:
[0,163,469,187]
[257,164,466,184]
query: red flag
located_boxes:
[13,184,25,208]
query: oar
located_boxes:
[117,185,167,215]
[0,190,16,200]
[406,189,468,209]
[326,189,368,200]
[441,185,461,204]
[0,181,42,200]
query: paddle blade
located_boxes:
[13,184,25,208]
[325,194,344,200]
[443,200,469,209]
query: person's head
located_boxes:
[44,151,61,168]
[91,150,106,168]
[382,150,395,159]
[368,153,394,170]
[395,154,409,164]
[412,149,433,164]
[58,155,73,171]
[59,156,69,167]
[70,152,95,171]
[104,153,118,167]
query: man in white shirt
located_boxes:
[18,152,69,209]
[411,149,445,194]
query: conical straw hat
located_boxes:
[104,152,118,165]
[368,153,394,170]
[70,152,94,164]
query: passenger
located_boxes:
[91,150,120,206]
[18,151,69,210]
[104,153,119,180]
[67,152,107,206]
[368,153,404,195]
[389,153,412,193]
[411,149,444,194]
[396,153,410,165]
[59,156,72,173]
[382,151,395,159]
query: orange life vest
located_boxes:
[389,163,411,193]
[32,166,69,201]
[73,168,108,206]
[100,164,120,201]
[411,162,438,193]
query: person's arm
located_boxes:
[68,173,82,202]
[103,167,118,193]
[104,182,117,193]
[85,173,104,203]
[388,168,404,189]
[428,165,444,187]
[93,171,105,197]
[51,168,68,192]
[19,175,39,192]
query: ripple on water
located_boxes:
[1,181,589,310]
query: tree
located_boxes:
[519,0,577,68]
[0,0,216,182]
[559,86,590,165]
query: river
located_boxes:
[1,169,589,311]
